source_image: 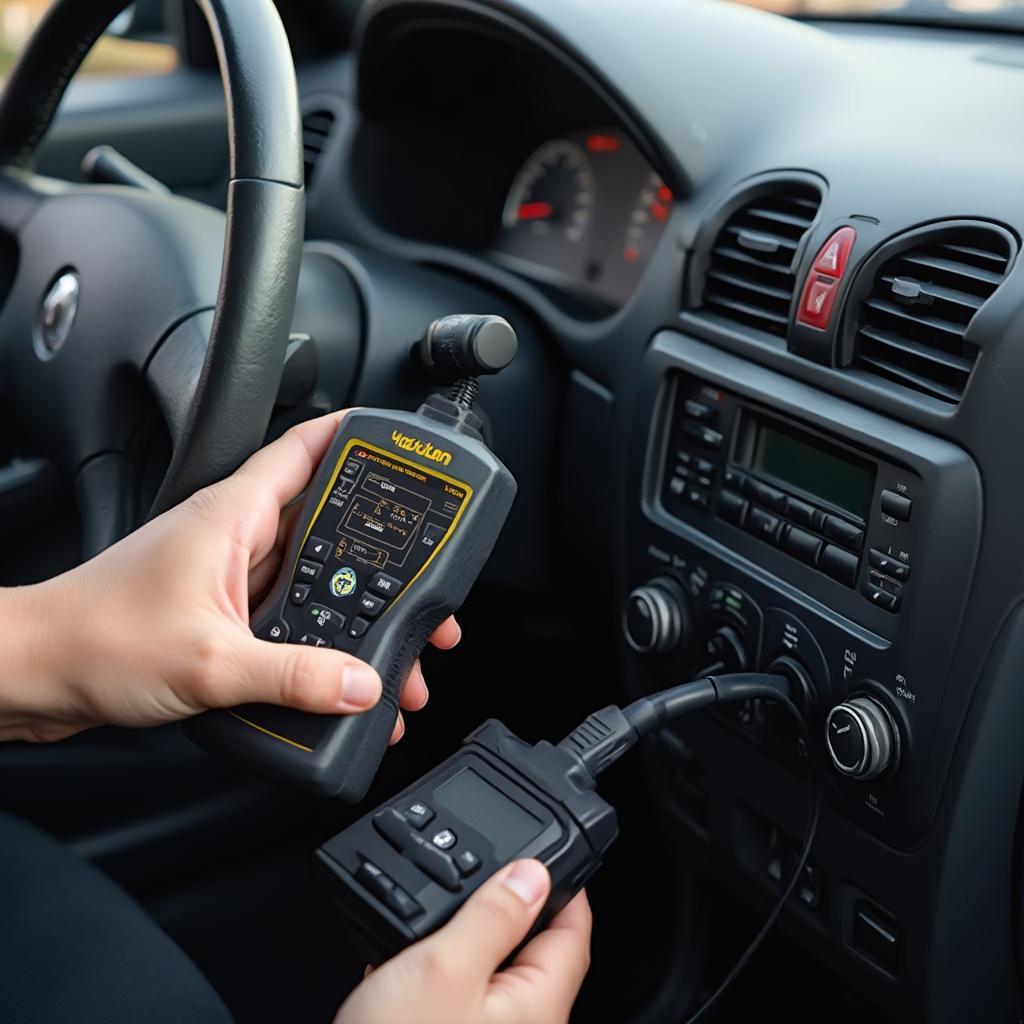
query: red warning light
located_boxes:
[586,134,620,153]
[656,185,673,203]
[651,202,670,223]
[624,246,640,262]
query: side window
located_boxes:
[0,1,177,78]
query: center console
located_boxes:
[624,331,981,848]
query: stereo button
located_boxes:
[683,399,716,423]
[723,467,747,492]
[786,497,823,530]
[821,544,858,587]
[869,549,910,582]
[880,490,912,522]
[752,481,786,512]
[683,423,724,450]
[685,488,710,510]
[746,507,781,543]
[823,516,864,551]
[862,582,901,612]
[783,526,823,566]
[717,490,747,526]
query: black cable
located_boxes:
[683,757,822,1023]
[557,672,823,1024]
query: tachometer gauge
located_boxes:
[623,173,673,265]
[497,139,595,275]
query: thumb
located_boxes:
[420,860,551,978]
[209,632,383,714]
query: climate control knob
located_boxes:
[825,694,898,781]
[624,577,692,655]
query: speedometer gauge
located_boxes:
[497,139,595,275]
[623,173,673,265]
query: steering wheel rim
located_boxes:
[0,0,304,557]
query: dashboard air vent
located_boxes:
[851,226,1013,403]
[302,108,337,187]
[701,184,822,337]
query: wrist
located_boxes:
[0,578,89,741]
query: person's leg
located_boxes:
[0,812,232,1024]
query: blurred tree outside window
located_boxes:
[0,1,176,80]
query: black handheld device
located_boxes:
[186,315,519,802]
[315,672,819,974]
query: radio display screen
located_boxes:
[750,419,874,520]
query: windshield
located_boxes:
[730,0,1024,26]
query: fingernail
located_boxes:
[502,860,548,906]
[341,665,381,709]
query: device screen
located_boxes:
[434,768,545,858]
[751,420,874,520]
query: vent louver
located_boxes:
[700,184,822,337]
[302,108,337,188]
[850,226,1013,403]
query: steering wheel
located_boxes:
[0,0,304,559]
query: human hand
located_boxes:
[334,861,592,1024]
[0,411,460,743]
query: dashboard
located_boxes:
[299,1,1024,1021]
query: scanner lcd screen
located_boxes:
[434,768,544,858]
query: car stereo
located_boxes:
[659,374,918,626]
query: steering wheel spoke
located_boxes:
[146,311,214,453]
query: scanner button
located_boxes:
[289,583,310,606]
[296,632,330,648]
[256,619,290,643]
[403,802,435,830]
[455,850,481,876]
[306,605,344,636]
[372,809,411,852]
[295,559,322,582]
[385,886,424,922]
[431,829,457,851]
[342,459,363,478]
[348,617,370,639]
[357,592,386,618]
[301,536,334,563]
[369,572,403,598]
[355,861,394,900]
[409,839,460,891]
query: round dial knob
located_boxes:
[825,695,898,781]
[703,623,748,674]
[623,577,692,655]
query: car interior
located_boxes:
[1,0,1023,1020]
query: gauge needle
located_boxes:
[518,201,554,221]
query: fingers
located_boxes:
[497,890,593,1017]
[429,616,462,650]
[420,860,551,980]
[201,633,382,714]
[389,712,405,746]
[399,660,429,712]
[238,411,348,508]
